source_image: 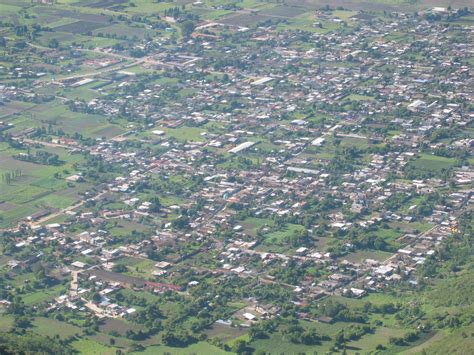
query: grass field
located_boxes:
[0,145,86,228]
[239,217,275,236]
[70,338,118,354]
[205,322,247,343]
[118,288,162,304]
[124,259,156,278]
[154,126,207,142]
[262,223,305,245]
[22,284,66,305]
[343,249,393,263]
[404,325,474,355]
[33,317,82,339]
[92,23,154,40]
[409,154,456,174]
[350,326,407,351]
[132,341,231,355]
[0,315,14,332]
[108,220,152,238]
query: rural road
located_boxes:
[30,190,108,226]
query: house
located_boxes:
[243,312,256,321]
[316,316,334,324]
[66,175,83,183]
[343,287,367,298]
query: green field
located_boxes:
[260,223,306,248]
[71,339,118,355]
[22,284,66,305]
[33,317,82,339]
[239,217,275,236]
[132,341,231,355]
[0,144,89,227]
[409,154,456,173]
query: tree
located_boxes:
[172,215,190,230]
[181,21,195,38]
[161,329,195,347]
[112,264,127,273]
[92,293,102,303]
[14,316,31,329]
[231,339,250,354]
[0,332,70,354]
[248,325,267,341]
[48,38,59,49]
[129,343,144,352]
[335,330,345,346]
[301,328,321,345]
[149,197,161,213]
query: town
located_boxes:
[0,0,473,354]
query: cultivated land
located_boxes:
[0,0,473,354]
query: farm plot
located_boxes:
[0,0,30,6]
[59,85,102,102]
[408,154,456,174]
[205,322,248,342]
[152,126,206,142]
[191,8,235,21]
[92,23,155,40]
[54,20,109,34]
[260,5,308,18]
[99,318,142,336]
[262,223,305,244]
[0,147,85,228]
[0,315,14,332]
[239,217,275,237]
[0,3,22,22]
[123,259,156,278]
[43,111,124,138]
[343,249,393,263]
[218,13,273,27]
[349,325,408,350]
[70,338,118,355]
[275,11,337,33]
[0,101,35,119]
[33,317,82,339]
[283,0,410,12]
[33,6,110,24]
[78,0,129,9]
[108,220,152,239]
[132,342,229,355]
[36,31,78,47]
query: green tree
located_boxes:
[48,38,59,48]
[180,21,195,38]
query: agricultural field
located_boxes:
[0,144,88,228]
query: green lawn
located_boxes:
[124,259,156,278]
[22,284,66,305]
[70,339,118,354]
[409,154,456,173]
[262,223,305,245]
[155,126,207,142]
